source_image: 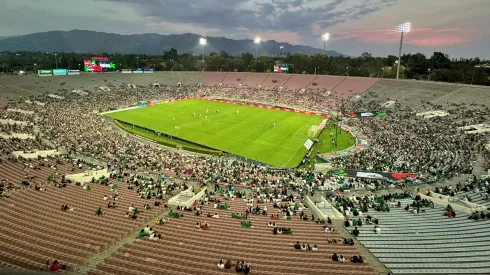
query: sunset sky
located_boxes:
[1,0,489,58]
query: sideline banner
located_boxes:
[348,111,387,118]
[68,69,80,75]
[53,69,68,76]
[38,70,52,76]
[324,169,418,181]
[122,69,133,74]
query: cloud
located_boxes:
[102,0,394,34]
[335,28,479,46]
[1,0,490,58]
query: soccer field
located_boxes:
[106,99,325,168]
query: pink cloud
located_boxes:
[335,28,478,46]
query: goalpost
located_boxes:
[308,125,319,137]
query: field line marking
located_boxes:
[292,125,309,139]
[282,143,305,168]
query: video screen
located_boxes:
[274,64,289,73]
[84,58,116,72]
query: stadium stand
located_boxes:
[240,73,269,86]
[307,75,345,91]
[262,73,292,88]
[0,98,7,110]
[221,72,248,85]
[95,194,375,275]
[350,197,490,274]
[283,74,318,90]
[361,79,490,108]
[1,71,490,275]
[333,77,379,100]
[202,72,227,86]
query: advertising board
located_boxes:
[324,169,418,181]
[121,69,133,74]
[348,111,387,118]
[273,64,289,73]
[68,69,80,75]
[84,59,116,72]
[133,68,143,74]
[38,70,53,76]
[53,69,68,76]
[143,68,154,73]
[304,139,314,150]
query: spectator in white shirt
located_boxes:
[212,213,220,218]
[217,259,225,269]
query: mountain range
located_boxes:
[0,30,345,57]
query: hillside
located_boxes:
[0,30,345,57]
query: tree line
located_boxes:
[0,50,488,85]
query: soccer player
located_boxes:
[173,116,175,120]
[206,109,209,114]
[274,123,276,128]
[237,110,240,114]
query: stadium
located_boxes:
[1,68,490,275]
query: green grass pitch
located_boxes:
[107,99,329,168]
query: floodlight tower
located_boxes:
[199,38,207,62]
[322,33,330,54]
[254,37,261,58]
[136,56,140,68]
[395,22,411,79]
[54,53,58,69]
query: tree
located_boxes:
[430,52,451,69]
[163,48,179,62]
[0,50,487,85]
[240,52,254,71]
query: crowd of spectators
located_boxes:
[330,111,488,184]
[196,86,336,112]
[1,82,489,198]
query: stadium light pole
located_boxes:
[54,53,58,69]
[199,38,207,62]
[395,22,411,80]
[428,68,431,80]
[322,33,330,54]
[335,98,345,147]
[136,57,140,68]
[254,37,261,58]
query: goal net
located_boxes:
[308,125,319,137]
